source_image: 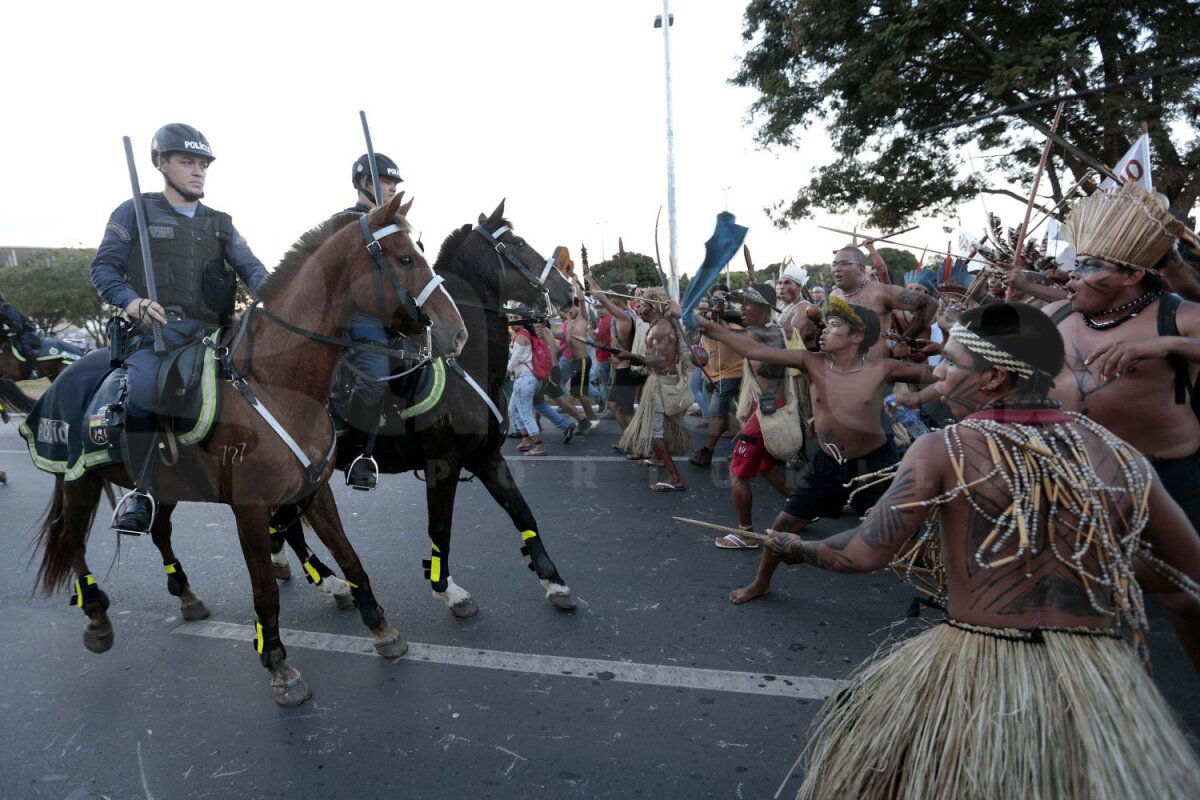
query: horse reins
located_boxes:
[471,223,556,318]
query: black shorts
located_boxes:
[611,367,645,414]
[783,441,899,521]
[569,357,592,398]
[1150,450,1200,531]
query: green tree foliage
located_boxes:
[590,251,663,289]
[0,249,107,343]
[734,1,1200,227]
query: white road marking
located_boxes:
[175,621,843,700]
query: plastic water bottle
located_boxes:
[885,395,931,439]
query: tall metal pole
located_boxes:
[659,1,679,301]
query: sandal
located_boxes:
[650,481,686,492]
[526,448,548,457]
[517,443,532,453]
[714,533,759,549]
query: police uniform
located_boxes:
[340,201,391,415]
[0,299,41,365]
[90,192,267,415]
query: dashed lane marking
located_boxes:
[175,620,843,700]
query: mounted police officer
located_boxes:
[340,152,402,489]
[0,291,42,369]
[90,123,268,534]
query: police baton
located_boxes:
[122,136,166,354]
[359,111,384,207]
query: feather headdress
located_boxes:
[823,294,865,333]
[1063,182,1186,271]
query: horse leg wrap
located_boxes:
[349,584,384,630]
[163,560,189,597]
[254,620,286,668]
[422,555,449,594]
[268,525,286,555]
[301,554,335,586]
[519,530,559,580]
[68,573,109,612]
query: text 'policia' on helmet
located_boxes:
[352,153,402,187]
[150,123,214,167]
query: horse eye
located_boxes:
[514,238,525,249]
[399,256,414,267]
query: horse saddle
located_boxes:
[11,336,85,364]
[20,342,222,479]
[333,357,446,434]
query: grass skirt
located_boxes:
[790,621,1200,800]
[616,372,691,456]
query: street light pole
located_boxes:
[655,3,679,301]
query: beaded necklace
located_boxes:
[1082,285,1163,330]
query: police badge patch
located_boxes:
[88,414,109,446]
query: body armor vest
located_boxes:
[129,193,235,325]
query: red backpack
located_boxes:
[518,329,553,381]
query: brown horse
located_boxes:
[0,335,85,382]
[28,193,466,706]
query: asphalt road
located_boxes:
[0,411,1197,799]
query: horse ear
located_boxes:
[381,190,405,218]
[398,197,414,217]
[490,198,506,222]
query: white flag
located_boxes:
[1099,133,1153,191]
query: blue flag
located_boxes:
[681,211,749,329]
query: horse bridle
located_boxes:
[468,222,556,318]
[202,215,449,484]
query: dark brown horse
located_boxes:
[271,200,577,617]
[28,193,466,706]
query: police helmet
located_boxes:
[150,123,215,167]
[352,153,402,188]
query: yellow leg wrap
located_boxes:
[520,529,538,541]
[429,556,442,583]
[164,562,178,575]
[72,574,97,607]
[302,558,322,585]
[255,621,265,654]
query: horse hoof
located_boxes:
[548,590,576,610]
[373,624,409,658]
[272,563,292,582]
[181,600,210,621]
[83,626,114,653]
[449,597,479,618]
[334,593,356,610]
[270,665,312,707]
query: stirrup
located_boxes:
[346,454,379,491]
[111,488,157,535]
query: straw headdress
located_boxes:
[1063,182,1186,271]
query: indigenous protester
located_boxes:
[0,291,42,366]
[588,278,642,432]
[340,152,404,489]
[689,290,744,467]
[694,296,931,600]
[506,321,547,457]
[769,302,1200,799]
[614,287,689,492]
[90,123,268,534]
[830,243,938,359]
[1045,184,1200,669]
[593,304,614,410]
[807,285,826,304]
[558,298,599,426]
[702,284,793,547]
[774,263,811,333]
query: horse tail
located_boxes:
[0,378,37,415]
[30,474,102,596]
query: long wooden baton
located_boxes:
[122,136,166,354]
[359,110,384,207]
[672,516,770,542]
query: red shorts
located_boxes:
[729,410,777,479]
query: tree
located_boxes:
[734,1,1200,229]
[0,249,106,342]
[589,251,662,289]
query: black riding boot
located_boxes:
[113,413,160,534]
[344,394,381,491]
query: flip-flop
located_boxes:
[714,533,759,550]
[640,459,666,467]
[526,449,548,457]
[517,443,532,453]
[625,452,646,461]
[650,481,685,492]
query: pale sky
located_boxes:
[1,1,1025,285]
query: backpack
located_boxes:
[526,332,553,381]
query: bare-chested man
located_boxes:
[588,279,642,431]
[615,287,686,491]
[554,298,599,425]
[695,296,932,602]
[767,302,1200,799]
[775,263,819,350]
[831,243,938,358]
